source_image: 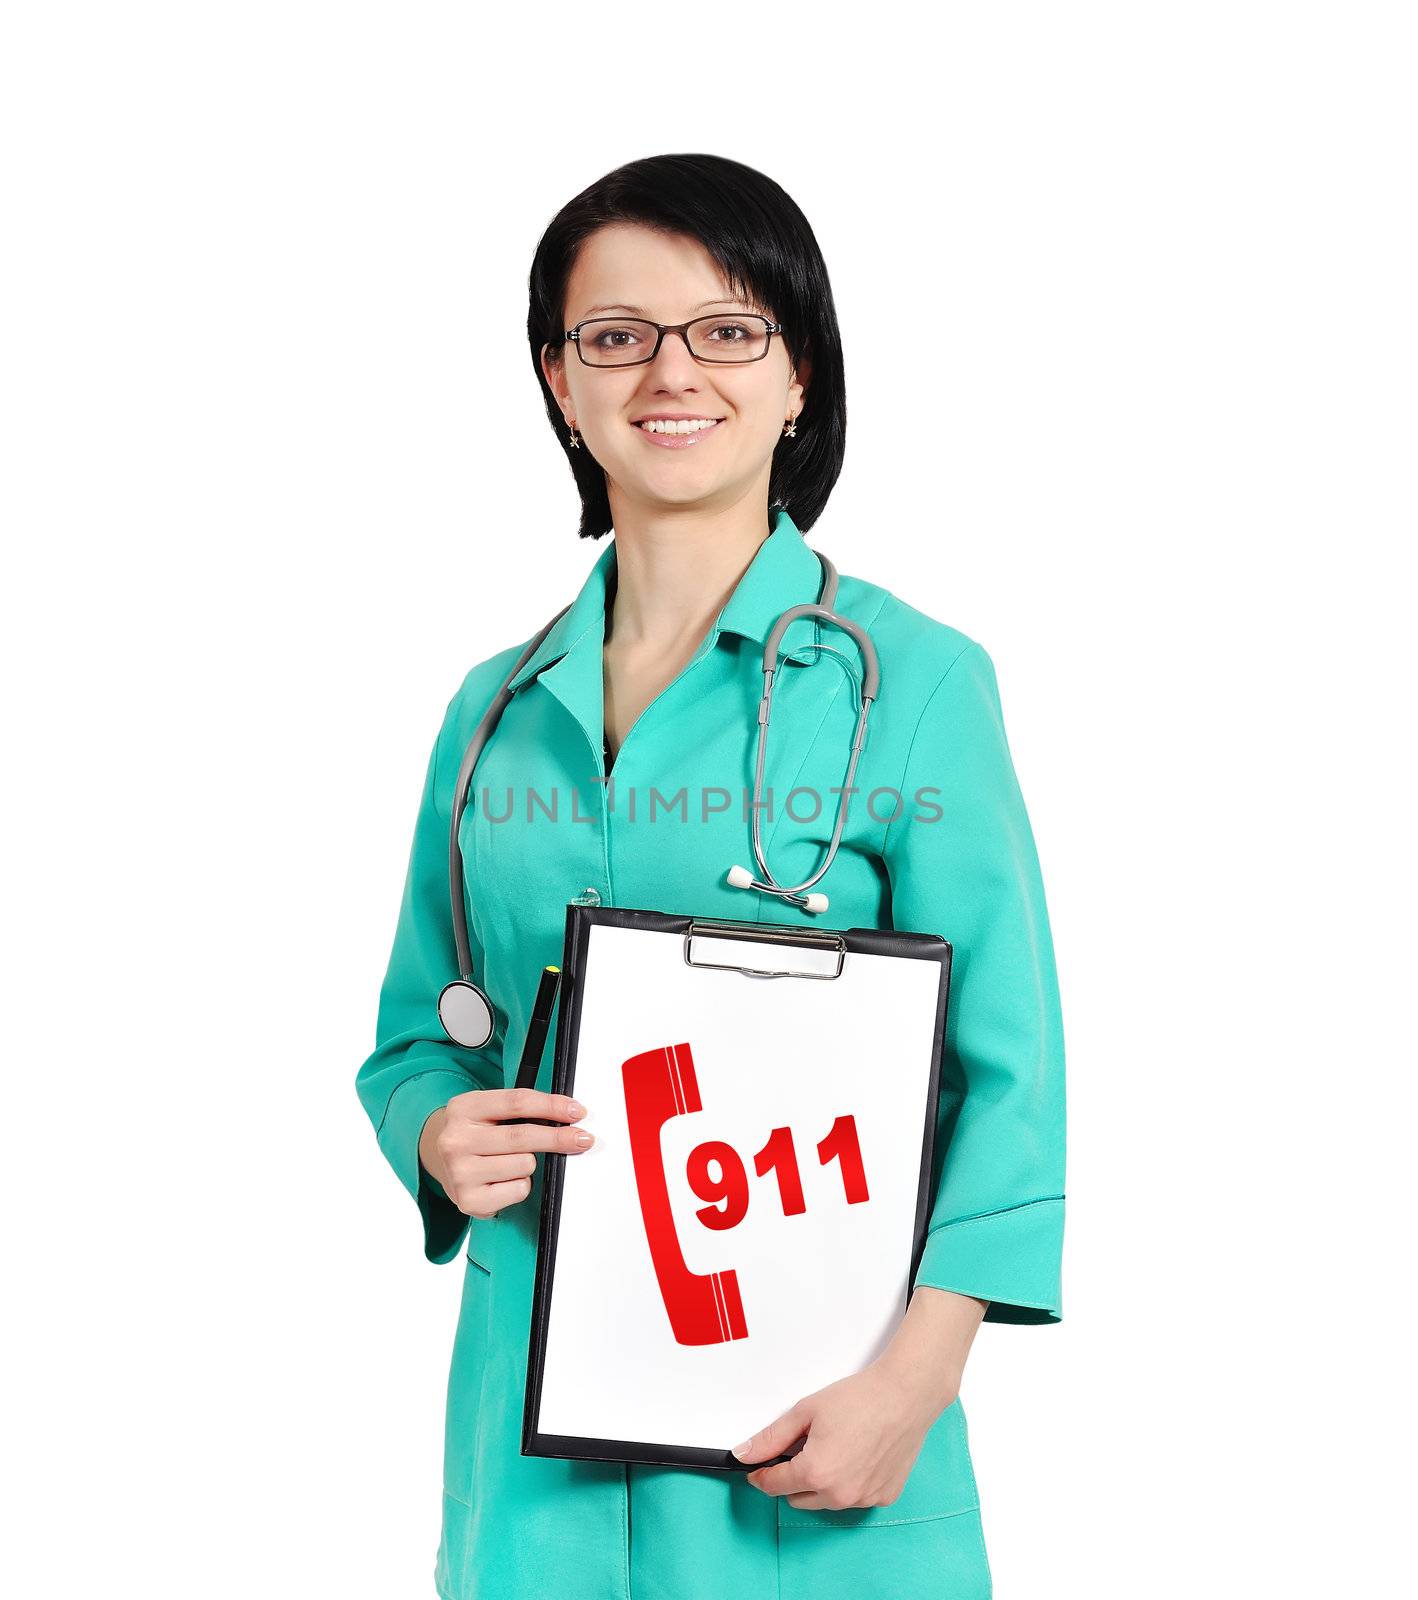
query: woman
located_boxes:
[356,153,1066,1600]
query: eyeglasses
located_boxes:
[563,313,784,367]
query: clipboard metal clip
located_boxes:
[682,920,846,981]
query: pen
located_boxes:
[503,965,565,1126]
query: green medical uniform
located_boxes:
[355,507,1067,1599]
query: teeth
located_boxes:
[638,418,719,434]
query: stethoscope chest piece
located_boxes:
[437,979,495,1049]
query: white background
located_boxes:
[4,4,1413,1595]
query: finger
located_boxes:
[470,1152,539,1184]
[476,1176,533,1215]
[477,1087,585,1125]
[746,1451,815,1498]
[732,1400,811,1465]
[486,1120,595,1156]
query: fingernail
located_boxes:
[573,1131,594,1148]
[732,1438,754,1459]
[568,1100,587,1118]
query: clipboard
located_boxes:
[522,903,952,1473]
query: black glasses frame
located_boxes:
[562,313,785,367]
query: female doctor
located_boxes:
[355,153,1066,1600]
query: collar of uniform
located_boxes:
[713,505,826,653]
[506,504,825,695]
[506,537,617,693]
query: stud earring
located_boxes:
[567,421,581,449]
[782,414,798,438]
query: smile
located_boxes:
[633,418,724,449]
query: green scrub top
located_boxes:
[356,506,1067,1600]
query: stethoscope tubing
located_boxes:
[438,543,877,1045]
[446,606,568,981]
[746,555,880,903]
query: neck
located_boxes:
[604,496,772,654]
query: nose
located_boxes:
[646,327,703,381]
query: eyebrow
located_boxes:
[580,299,759,317]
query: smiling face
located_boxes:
[541,222,809,518]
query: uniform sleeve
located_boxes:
[355,701,506,1264]
[883,641,1066,1324]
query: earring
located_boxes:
[782,414,798,438]
[567,422,581,449]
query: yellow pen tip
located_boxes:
[546,965,560,973]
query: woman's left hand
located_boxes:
[732,1362,944,1511]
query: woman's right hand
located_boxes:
[418,1087,595,1218]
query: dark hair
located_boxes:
[528,153,847,541]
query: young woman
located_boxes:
[356,153,1066,1600]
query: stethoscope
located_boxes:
[436,547,880,1048]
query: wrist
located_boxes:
[875,1286,986,1419]
[418,1105,450,1191]
[875,1343,960,1421]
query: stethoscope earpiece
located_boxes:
[726,865,831,916]
[437,979,496,1050]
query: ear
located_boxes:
[540,341,572,418]
[788,349,812,415]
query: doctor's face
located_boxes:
[541,223,808,517]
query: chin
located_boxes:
[624,465,727,503]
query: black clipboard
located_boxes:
[522,903,952,1472]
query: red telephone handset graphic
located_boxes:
[622,1041,750,1347]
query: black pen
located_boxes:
[506,965,564,1125]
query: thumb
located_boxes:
[731,1400,811,1463]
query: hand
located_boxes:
[731,1363,936,1512]
[418,1087,594,1218]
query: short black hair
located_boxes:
[528,153,847,542]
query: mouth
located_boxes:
[632,416,725,450]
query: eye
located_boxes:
[704,320,754,343]
[591,324,644,350]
